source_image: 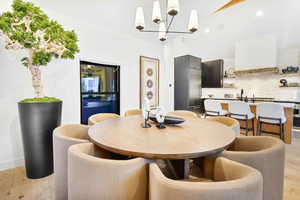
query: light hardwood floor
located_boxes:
[1,139,300,200]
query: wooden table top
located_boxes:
[88,115,236,159]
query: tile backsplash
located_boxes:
[202,73,300,101]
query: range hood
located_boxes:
[235,35,277,70]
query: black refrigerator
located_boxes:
[174,55,202,113]
[80,61,120,124]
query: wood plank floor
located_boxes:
[1,139,299,200]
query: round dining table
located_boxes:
[88,115,236,179]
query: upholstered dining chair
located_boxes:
[207,116,240,136]
[221,136,285,200]
[68,143,149,200]
[88,113,120,126]
[149,157,263,200]
[167,110,198,118]
[53,124,90,200]
[125,109,142,117]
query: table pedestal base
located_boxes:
[165,159,191,180]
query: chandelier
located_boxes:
[135,0,199,41]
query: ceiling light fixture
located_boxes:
[256,10,264,17]
[135,0,199,41]
[204,28,211,33]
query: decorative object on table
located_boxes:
[156,107,166,129]
[149,115,185,125]
[280,79,288,87]
[141,98,152,128]
[0,0,79,179]
[140,56,160,108]
[135,0,199,41]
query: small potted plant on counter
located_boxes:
[0,0,79,178]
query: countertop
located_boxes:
[202,97,298,108]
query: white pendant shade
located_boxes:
[168,0,179,16]
[158,22,167,41]
[188,10,199,32]
[135,7,145,30]
[135,0,198,41]
[152,0,162,23]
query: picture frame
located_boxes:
[140,56,160,108]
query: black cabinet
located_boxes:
[174,55,202,112]
[202,59,224,88]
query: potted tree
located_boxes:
[0,0,79,179]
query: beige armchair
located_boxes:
[88,113,120,126]
[53,124,90,200]
[68,143,149,200]
[149,157,263,200]
[167,110,198,118]
[125,109,142,117]
[207,116,240,136]
[221,136,285,200]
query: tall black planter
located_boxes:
[18,101,62,179]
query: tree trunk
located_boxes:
[29,64,44,98]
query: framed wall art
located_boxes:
[140,56,160,108]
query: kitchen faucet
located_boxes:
[240,89,244,101]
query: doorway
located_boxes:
[80,61,120,124]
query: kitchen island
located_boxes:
[202,98,294,144]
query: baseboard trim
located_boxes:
[0,158,24,171]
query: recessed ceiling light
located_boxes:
[204,28,210,33]
[256,10,264,17]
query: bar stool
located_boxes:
[204,100,228,117]
[228,101,255,136]
[256,103,286,141]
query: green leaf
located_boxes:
[0,0,79,67]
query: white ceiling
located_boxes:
[1,0,300,57]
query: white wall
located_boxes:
[0,6,167,170]
[235,35,277,70]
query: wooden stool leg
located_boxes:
[257,121,261,136]
[282,125,285,141]
[280,123,284,141]
[252,118,255,136]
[245,120,249,136]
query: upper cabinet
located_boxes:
[235,35,277,70]
[202,59,224,88]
